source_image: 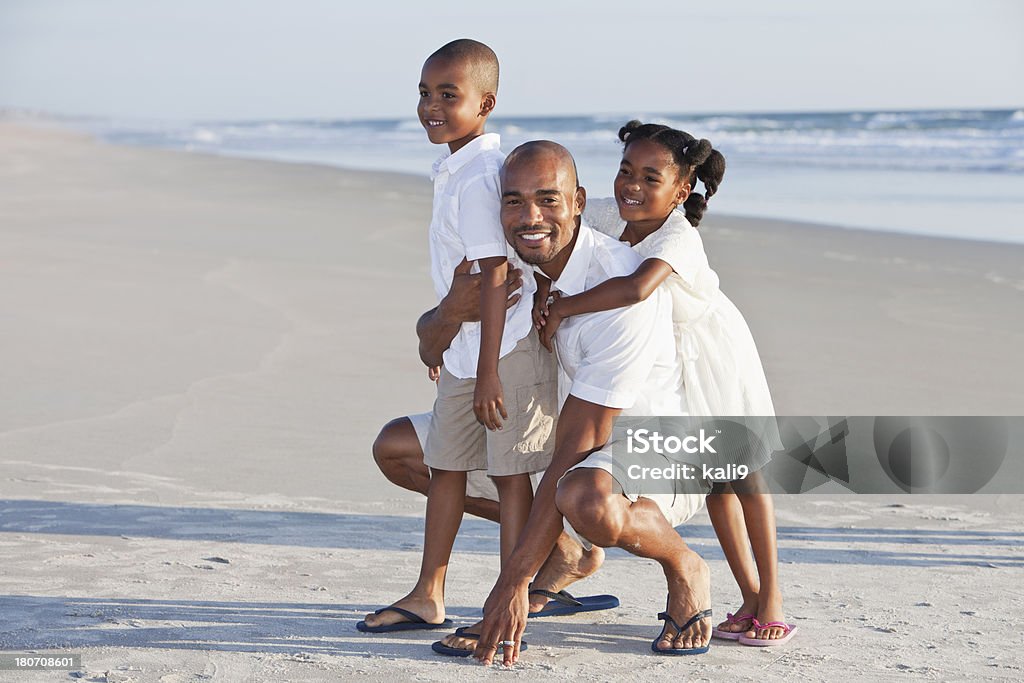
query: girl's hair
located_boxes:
[617,119,726,227]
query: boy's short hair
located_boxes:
[427,39,499,94]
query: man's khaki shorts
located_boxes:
[559,447,708,550]
[424,330,557,477]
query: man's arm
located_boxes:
[416,259,523,368]
[473,395,621,665]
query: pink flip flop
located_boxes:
[711,612,756,641]
[737,619,798,646]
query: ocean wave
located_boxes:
[80,108,1023,176]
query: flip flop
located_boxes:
[527,587,620,618]
[431,626,528,657]
[651,608,713,655]
[355,606,454,633]
[712,612,756,640]
[738,619,798,647]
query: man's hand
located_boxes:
[473,577,530,667]
[418,260,523,369]
[438,258,523,325]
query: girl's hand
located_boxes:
[538,299,565,352]
[532,290,561,330]
[473,372,507,431]
[532,293,550,330]
[428,366,441,382]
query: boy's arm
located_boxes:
[537,258,673,351]
[473,255,509,431]
[417,259,523,368]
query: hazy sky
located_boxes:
[2,0,1021,121]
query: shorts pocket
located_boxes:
[514,380,558,454]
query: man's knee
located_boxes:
[372,417,418,479]
[555,472,624,547]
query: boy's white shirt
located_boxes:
[429,133,536,379]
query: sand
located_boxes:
[1,119,1023,682]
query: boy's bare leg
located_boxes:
[706,487,760,633]
[372,419,607,634]
[556,468,712,652]
[438,471,533,651]
[494,473,534,564]
[372,417,499,522]
[362,468,467,628]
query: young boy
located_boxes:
[357,40,557,642]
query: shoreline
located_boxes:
[2,120,1023,681]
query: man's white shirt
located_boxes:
[429,133,535,379]
[547,222,685,416]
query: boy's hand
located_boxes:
[428,366,441,382]
[473,372,507,431]
[538,299,565,352]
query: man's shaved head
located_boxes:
[503,140,579,189]
[426,39,499,94]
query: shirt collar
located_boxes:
[431,133,501,179]
[549,221,595,297]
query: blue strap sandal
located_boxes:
[432,626,528,657]
[651,608,713,655]
[528,587,620,618]
[356,606,454,633]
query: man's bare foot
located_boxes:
[437,620,483,652]
[716,594,758,634]
[654,549,712,652]
[362,591,445,629]
[745,587,788,640]
[527,534,604,614]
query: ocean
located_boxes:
[77,109,1024,244]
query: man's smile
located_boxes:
[512,228,554,249]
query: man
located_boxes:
[473,141,712,665]
[368,261,607,629]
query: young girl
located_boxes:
[534,120,796,646]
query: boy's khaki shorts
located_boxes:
[424,330,557,477]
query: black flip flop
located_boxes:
[356,606,454,633]
[431,626,528,657]
[528,587,620,618]
[651,608,713,655]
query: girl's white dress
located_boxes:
[583,198,776,422]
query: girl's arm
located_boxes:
[539,258,673,350]
[474,256,510,431]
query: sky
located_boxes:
[1,0,1022,121]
